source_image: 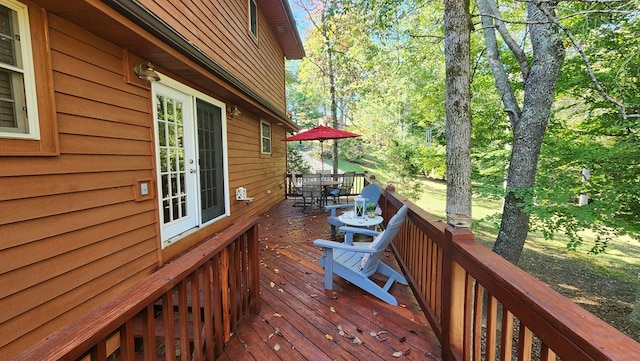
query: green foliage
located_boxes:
[338,137,365,161]
[420,142,446,179]
[286,144,311,174]
[290,0,640,256]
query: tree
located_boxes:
[477,0,565,264]
[444,0,472,217]
[475,0,640,264]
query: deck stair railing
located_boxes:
[11,217,261,361]
[373,177,640,361]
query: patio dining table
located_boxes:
[299,175,341,212]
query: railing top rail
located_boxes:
[11,216,260,361]
[448,230,640,360]
[373,175,640,360]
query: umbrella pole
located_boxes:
[320,140,324,173]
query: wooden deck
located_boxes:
[216,200,442,361]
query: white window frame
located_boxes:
[248,0,258,39]
[261,120,271,154]
[0,0,39,140]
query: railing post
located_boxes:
[382,184,395,219]
[248,223,261,314]
[442,224,474,361]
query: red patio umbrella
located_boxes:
[282,125,361,173]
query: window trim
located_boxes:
[0,0,39,139]
[0,0,58,156]
[260,120,271,154]
[248,0,258,39]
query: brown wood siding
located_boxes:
[140,0,287,112]
[1,1,292,357]
[0,13,159,359]
[227,115,287,214]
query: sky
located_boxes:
[289,0,312,41]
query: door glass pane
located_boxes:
[196,99,225,223]
[157,93,188,224]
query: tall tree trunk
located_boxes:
[321,11,339,175]
[444,0,472,217]
[492,1,565,264]
[327,45,338,174]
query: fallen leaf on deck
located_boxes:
[337,325,345,336]
[400,304,407,308]
[270,282,275,288]
[274,343,281,351]
[392,351,403,357]
[273,313,282,317]
[274,268,280,273]
[370,331,378,337]
[356,327,363,333]
[404,349,411,355]
[329,306,336,313]
[325,334,334,340]
[268,333,274,340]
[399,336,406,343]
[278,288,284,293]
[352,336,363,345]
[310,294,318,297]
[373,310,378,316]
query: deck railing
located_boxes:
[11,217,261,361]
[285,172,368,199]
[375,178,640,361]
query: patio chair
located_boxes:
[290,173,304,206]
[313,205,409,305]
[301,174,323,212]
[325,183,380,238]
[327,171,355,204]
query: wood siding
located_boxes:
[0,13,159,359]
[0,2,291,358]
[141,0,287,112]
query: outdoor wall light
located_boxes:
[228,105,241,117]
[134,62,161,82]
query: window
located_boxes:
[248,0,258,38]
[0,1,38,139]
[0,0,56,156]
[261,120,271,154]
[153,79,229,248]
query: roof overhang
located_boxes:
[30,0,302,131]
[259,0,305,60]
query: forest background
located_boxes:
[284,0,640,341]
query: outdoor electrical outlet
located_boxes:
[140,183,148,196]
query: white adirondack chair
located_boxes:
[313,205,409,305]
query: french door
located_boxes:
[153,81,228,246]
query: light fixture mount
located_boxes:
[134,61,160,82]
[228,105,241,117]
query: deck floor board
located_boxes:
[216,200,442,361]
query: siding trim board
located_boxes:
[105,0,299,130]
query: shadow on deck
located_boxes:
[216,200,442,361]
